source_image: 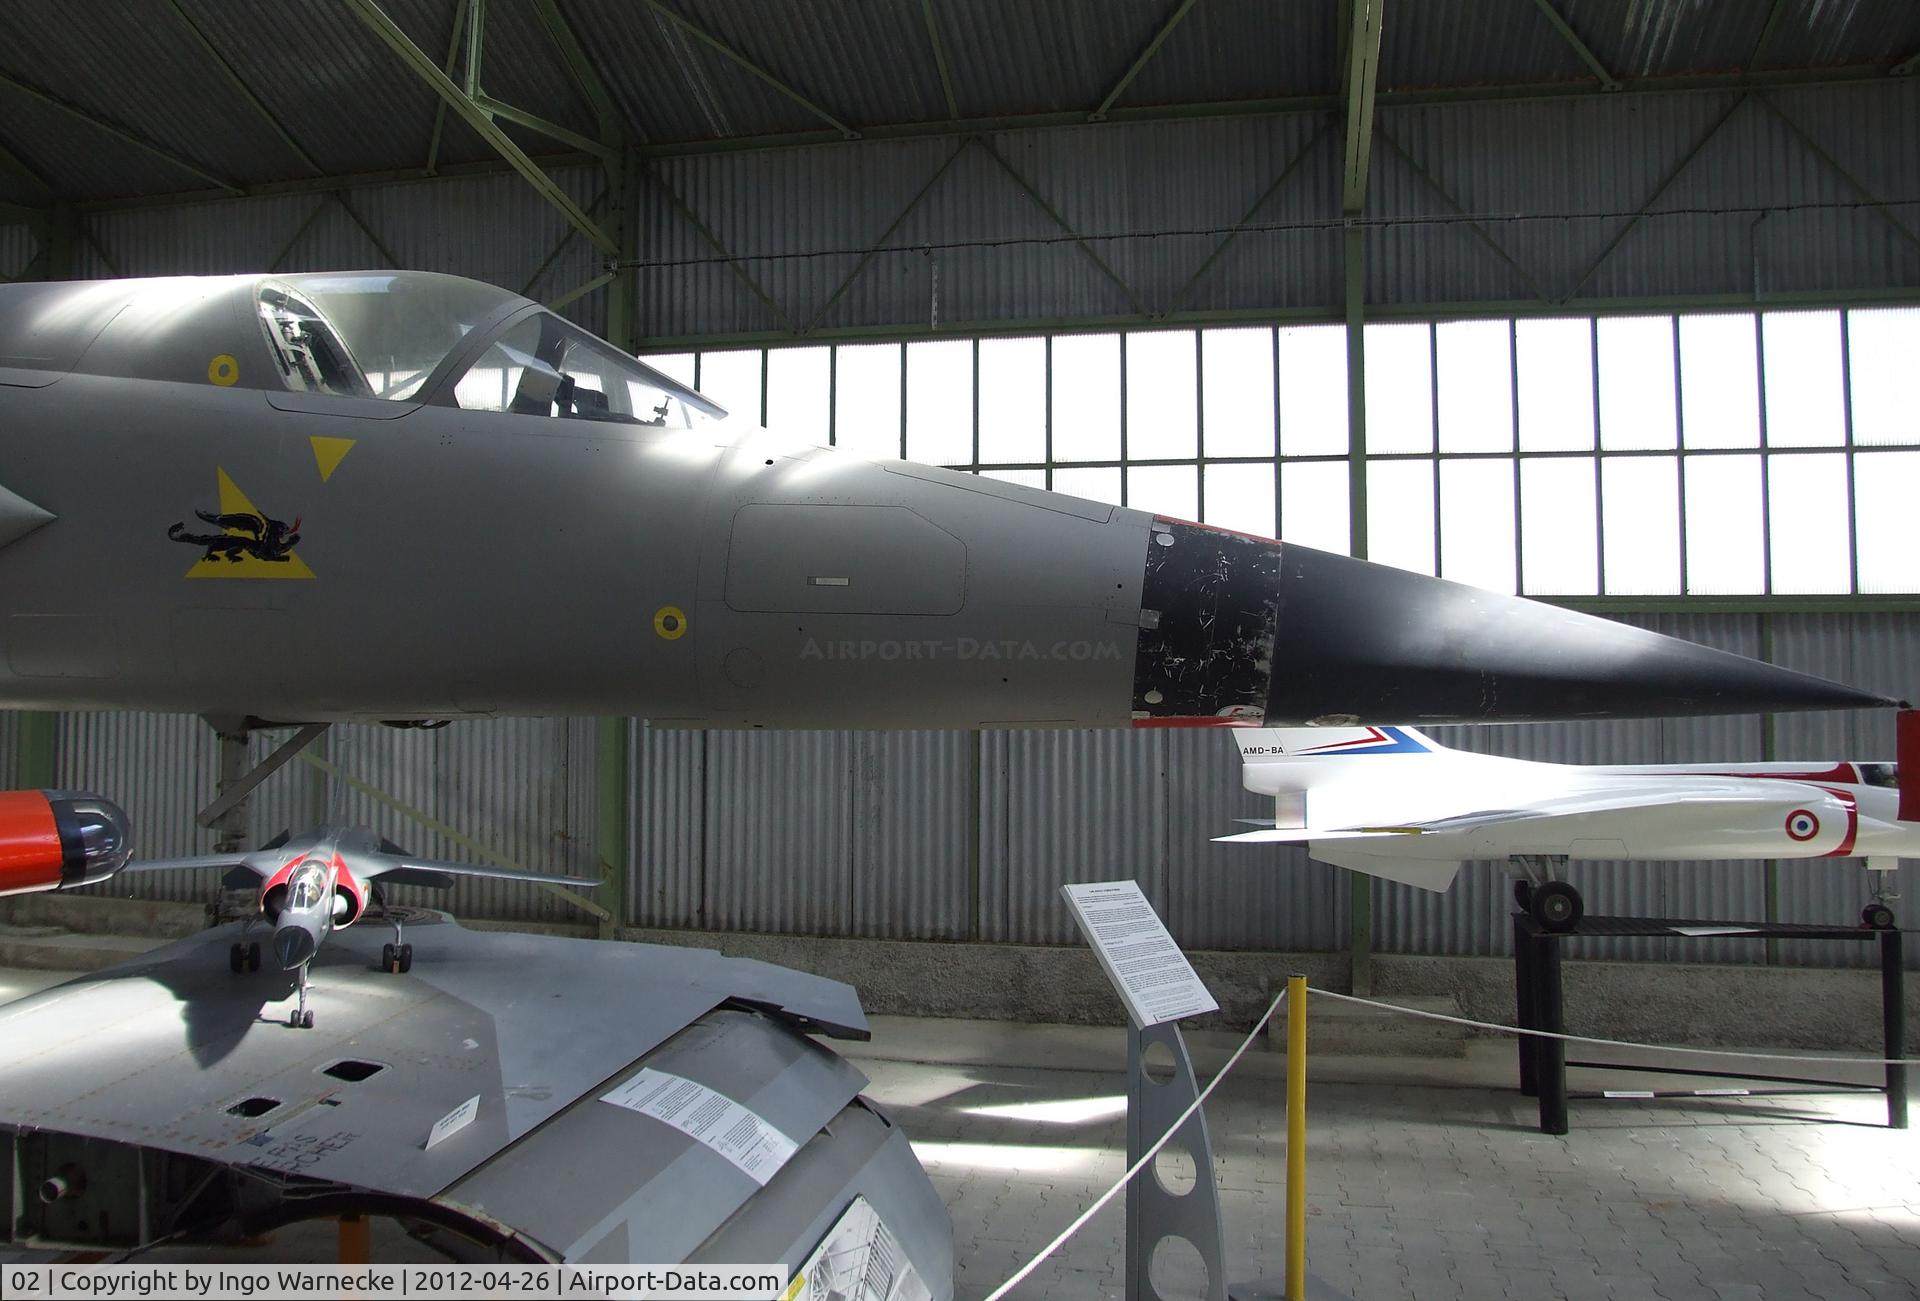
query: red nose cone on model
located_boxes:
[0,790,131,897]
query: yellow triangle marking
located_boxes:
[183,467,315,579]
[310,435,355,483]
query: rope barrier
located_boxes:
[1306,987,1920,1067]
[978,983,1914,1297]
[980,987,1288,1301]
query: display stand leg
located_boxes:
[1128,1020,1227,1301]
[1535,933,1568,1136]
[1515,915,1537,1097]
[1883,928,1908,1130]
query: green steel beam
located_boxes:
[1749,0,1789,71]
[637,160,796,335]
[38,203,77,279]
[530,0,626,144]
[80,222,120,276]
[1343,210,1372,995]
[1894,50,1920,77]
[1530,0,1620,91]
[981,140,1150,319]
[162,0,322,175]
[475,94,619,161]
[518,185,607,298]
[0,134,52,205]
[548,269,615,312]
[1088,0,1201,123]
[0,199,42,225]
[0,72,241,193]
[465,0,487,97]
[641,0,859,140]
[607,152,640,350]
[1755,93,1920,253]
[1170,119,1335,313]
[333,191,402,267]
[15,712,54,789]
[920,0,961,120]
[806,140,969,332]
[596,717,628,939]
[346,0,617,253]
[623,283,1920,351]
[426,0,469,175]
[1376,127,1551,302]
[267,198,331,271]
[1561,92,1749,301]
[1341,0,1384,213]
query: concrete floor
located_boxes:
[3,967,1917,1299]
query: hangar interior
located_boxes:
[2,1,1919,1297]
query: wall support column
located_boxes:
[596,719,629,940]
[1344,223,1372,995]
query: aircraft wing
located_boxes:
[351,852,600,889]
[123,854,258,875]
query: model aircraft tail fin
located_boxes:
[1231,724,1443,764]
[1899,709,1920,822]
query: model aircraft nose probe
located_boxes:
[0,791,131,897]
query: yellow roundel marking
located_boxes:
[207,354,240,386]
[654,606,689,640]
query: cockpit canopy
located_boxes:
[2,270,724,431]
[287,861,326,912]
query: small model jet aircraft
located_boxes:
[1216,717,1920,933]
[0,270,1894,732]
[0,789,131,897]
[127,827,598,1028]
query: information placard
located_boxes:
[1061,879,1218,1028]
[602,1068,798,1185]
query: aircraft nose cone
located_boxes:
[1131,522,1893,724]
[273,924,316,971]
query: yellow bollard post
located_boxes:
[1285,973,1307,1301]
[338,1213,369,1264]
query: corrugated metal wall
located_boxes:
[618,610,1915,968]
[38,713,597,925]
[0,222,35,279]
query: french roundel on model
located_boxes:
[1784,809,1821,842]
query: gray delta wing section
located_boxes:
[0,915,949,1280]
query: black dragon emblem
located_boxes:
[168,509,302,563]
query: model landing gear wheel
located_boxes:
[246,942,261,971]
[1513,879,1534,909]
[1863,903,1897,930]
[383,943,414,974]
[229,943,244,973]
[1530,881,1584,933]
[286,1009,313,1029]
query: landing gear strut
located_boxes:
[381,911,413,974]
[1864,856,1901,931]
[288,962,314,1029]
[1513,855,1583,933]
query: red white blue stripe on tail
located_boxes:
[1233,725,1435,761]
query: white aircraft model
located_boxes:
[1215,720,1916,932]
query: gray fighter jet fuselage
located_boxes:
[0,272,1891,728]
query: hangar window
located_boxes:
[646,300,1920,599]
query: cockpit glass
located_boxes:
[288,863,325,911]
[260,273,524,401]
[452,310,723,427]
[1859,762,1898,789]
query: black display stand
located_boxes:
[1512,913,1908,1135]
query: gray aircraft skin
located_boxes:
[0,271,1891,728]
